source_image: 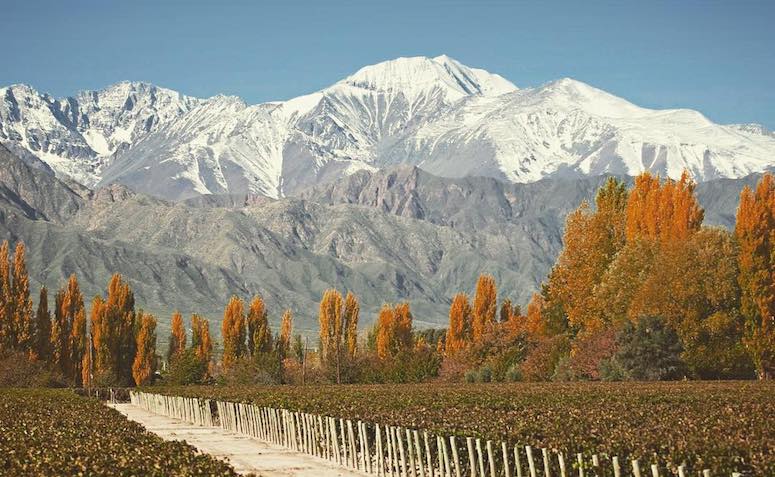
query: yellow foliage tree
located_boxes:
[11,243,33,354]
[247,296,271,355]
[132,312,157,386]
[221,296,246,369]
[735,173,775,379]
[472,274,497,343]
[319,289,344,383]
[376,303,413,360]
[344,292,359,359]
[445,293,472,354]
[278,309,293,359]
[167,311,186,363]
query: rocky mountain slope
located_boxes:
[3,56,774,201]
[0,144,758,336]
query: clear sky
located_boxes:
[3,0,774,127]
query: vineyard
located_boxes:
[0,389,241,476]
[150,381,774,476]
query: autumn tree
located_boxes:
[472,275,497,343]
[167,311,186,363]
[0,241,11,349]
[191,314,213,367]
[625,171,703,244]
[735,173,775,379]
[319,289,344,383]
[500,298,513,324]
[50,275,85,384]
[90,274,136,386]
[34,286,51,361]
[11,243,33,354]
[344,292,359,359]
[376,303,413,360]
[247,296,271,356]
[278,309,293,360]
[132,312,157,386]
[445,293,472,354]
[221,296,246,369]
[548,178,628,331]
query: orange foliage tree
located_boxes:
[376,303,413,360]
[50,275,86,385]
[11,243,33,355]
[344,292,360,359]
[191,314,213,367]
[445,293,472,354]
[319,289,344,383]
[278,309,293,359]
[221,296,246,369]
[735,173,775,379]
[472,274,497,343]
[167,311,186,363]
[247,296,271,356]
[132,312,157,385]
[90,274,136,385]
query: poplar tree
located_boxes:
[735,173,775,379]
[221,296,246,369]
[318,289,344,383]
[446,293,472,354]
[376,303,413,360]
[343,292,359,359]
[247,296,271,355]
[132,313,157,386]
[50,275,85,384]
[191,314,213,367]
[167,311,186,363]
[278,309,293,360]
[91,274,136,385]
[0,241,11,348]
[472,274,497,343]
[11,243,33,354]
[34,286,51,361]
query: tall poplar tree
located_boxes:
[247,296,271,355]
[132,312,157,386]
[735,173,775,379]
[34,286,51,361]
[221,296,246,369]
[167,311,186,363]
[472,274,497,343]
[11,243,33,354]
[318,289,344,383]
[343,292,359,359]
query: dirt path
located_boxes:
[109,402,368,477]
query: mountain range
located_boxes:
[2,55,774,201]
[1,55,773,335]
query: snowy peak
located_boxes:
[339,55,517,100]
[1,56,774,201]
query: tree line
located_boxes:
[1,172,772,386]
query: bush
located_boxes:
[611,316,687,380]
[0,351,65,388]
[505,364,522,382]
[162,349,209,385]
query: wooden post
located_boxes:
[388,427,397,477]
[558,452,566,477]
[514,445,524,477]
[407,429,417,477]
[441,436,452,477]
[650,464,659,477]
[701,471,711,477]
[348,420,358,469]
[476,439,486,477]
[486,441,496,477]
[436,436,444,477]
[414,430,425,477]
[577,454,584,477]
[422,432,432,477]
[676,465,686,477]
[631,459,642,477]
[612,456,621,477]
[542,448,551,477]
[525,446,537,477]
[398,428,409,477]
[451,437,462,477]
[501,442,510,477]
[467,438,477,477]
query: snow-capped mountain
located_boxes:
[2,55,774,200]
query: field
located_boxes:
[153,381,774,476]
[0,389,240,476]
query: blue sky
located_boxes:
[3,0,774,127]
